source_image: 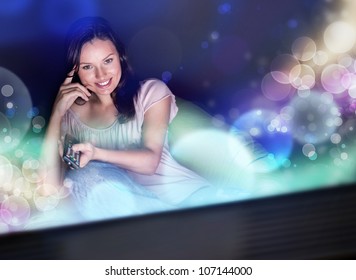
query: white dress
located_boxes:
[61,79,211,219]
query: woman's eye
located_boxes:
[82,65,92,70]
[104,58,113,64]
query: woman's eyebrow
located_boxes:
[102,53,115,60]
[79,53,115,65]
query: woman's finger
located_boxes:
[71,143,93,168]
[63,69,76,85]
[60,83,91,99]
[71,143,88,153]
[60,87,90,101]
[73,83,92,98]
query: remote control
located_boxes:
[63,134,81,169]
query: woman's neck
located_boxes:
[89,93,114,107]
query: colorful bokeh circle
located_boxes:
[231,109,293,172]
[287,92,342,144]
[0,67,32,154]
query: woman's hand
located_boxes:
[57,136,94,168]
[72,142,96,168]
[52,69,91,118]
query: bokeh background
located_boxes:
[1,0,356,233]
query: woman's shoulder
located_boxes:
[136,78,178,119]
[137,78,174,107]
[139,78,170,92]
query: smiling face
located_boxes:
[77,38,122,96]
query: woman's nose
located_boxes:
[95,67,106,79]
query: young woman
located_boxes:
[41,17,215,221]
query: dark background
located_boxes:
[0,0,331,120]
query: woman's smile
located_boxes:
[96,78,112,88]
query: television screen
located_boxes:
[0,0,355,251]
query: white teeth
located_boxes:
[98,80,110,86]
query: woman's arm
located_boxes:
[41,111,63,188]
[73,96,172,175]
[40,71,91,188]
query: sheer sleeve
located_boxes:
[136,79,178,123]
